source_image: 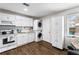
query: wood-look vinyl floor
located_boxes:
[0,41,67,55]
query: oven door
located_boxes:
[0,37,8,48]
[0,35,16,48]
[8,35,16,43]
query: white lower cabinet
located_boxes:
[28,33,35,43]
[16,34,27,46]
[22,34,28,44]
[0,44,17,53]
[16,33,34,46]
[0,47,8,53]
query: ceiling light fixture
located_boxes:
[24,8,28,11]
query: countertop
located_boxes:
[16,31,34,35]
[0,31,34,37]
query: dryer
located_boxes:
[33,20,42,31]
[35,30,42,42]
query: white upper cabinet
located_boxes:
[0,13,33,26]
[15,16,23,26]
[15,16,33,26]
[0,13,15,25]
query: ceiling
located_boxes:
[0,3,79,17]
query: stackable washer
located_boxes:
[35,30,42,42]
[33,20,42,31]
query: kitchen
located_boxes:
[0,3,79,55]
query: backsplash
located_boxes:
[15,26,33,33]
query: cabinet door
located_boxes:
[51,16,64,49]
[50,17,58,47]
[0,13,15,25]
[28,33,34,43]
[15,16,33,26]
[15,16,22,26]
[16,33,34,46]
[17,34,29,46]
[0,13,7,21]
[22,34,28,44]
[56,17,64,49]
[0,44,17,53]
[0,46,8,53]
[15,16,27,26]
[42,17,51,43]
[8,15,15,25]
[27,18,33,26]
[23,17,33,26]
[16,35,24,46]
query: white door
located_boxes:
[42,17,51,43]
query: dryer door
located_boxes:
[38,22,42,28]
[38,33,42,39]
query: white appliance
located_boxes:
[0,34,16,48]
[0,29,16,48]
[33,20,42,30]
[35,30,42,42]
